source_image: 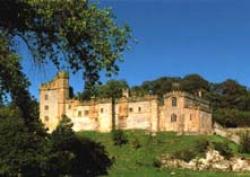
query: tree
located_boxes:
[47,115,112,177]
[0,0,131,94]
[181,74,209,94]
[0,107,47,177]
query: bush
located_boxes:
[112,130,128,146]
[172,139,209,162]
[240,131,250,153]
[212,141,233,159]
[152,159,161,168]
[194,138,209,154]
[172,149,197,162]
[131,138,141,149]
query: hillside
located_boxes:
[78,131,250,177]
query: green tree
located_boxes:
[181,74,209,94]
[47,115,112,177]
[0,107,47,177]
[0,0,131,94]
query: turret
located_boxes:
[40,71,69,132]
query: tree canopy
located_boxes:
[0,0,131,100]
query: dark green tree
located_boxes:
[0,107,47,177]
[47,115,112,177]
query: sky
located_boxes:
[21,0,250,99]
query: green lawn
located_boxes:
[77,131,250,177]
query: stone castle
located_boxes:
[40,71,213,133]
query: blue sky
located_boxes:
[22,0,250,98]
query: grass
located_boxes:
[77,131,250,177]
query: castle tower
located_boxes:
[40,71,69,131]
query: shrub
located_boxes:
[112,129,128,146]
[172,149,197,162]
[240,131,250,153]
[194,138,209,154]
[152,159,161,168]
[212,141,233,159]
[131,138,141,149]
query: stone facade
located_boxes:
[40,72,213,133]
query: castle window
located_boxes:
[138,107,141,112]
[100,108,104,113]
[171,114,177,122]
[44,116,49,122]
[172,97,177,107]
[78,111,82,117]
[45,105,49,110]
[129,108,133,112]
[190,114,193,121]
[45,94,48,100]
[84,110,89,116]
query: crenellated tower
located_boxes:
[40,71,69,131]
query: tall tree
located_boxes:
[0,0,131,124]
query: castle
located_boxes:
[40,72,213,133]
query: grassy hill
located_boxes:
[77,131,250,177]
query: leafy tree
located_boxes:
[0,107,47,177]
[0,0,131,94]
[181,74,209,94]
[47,115,112,177]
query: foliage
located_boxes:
[212,141,233,159]
[112,129,128,146]
[79,79,129,100]
[0,107,47,177]
[172,138,209,162]
[1,0,131,92]
[131,137,141,150]
[213,108,250,127]
[172,149,197,162]
[194,138,209,154]
[239,131,250,153]
[47,115,112,177]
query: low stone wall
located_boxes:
[213,123,245,144]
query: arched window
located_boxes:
[172,97,177,107]
[171,114,177,122]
